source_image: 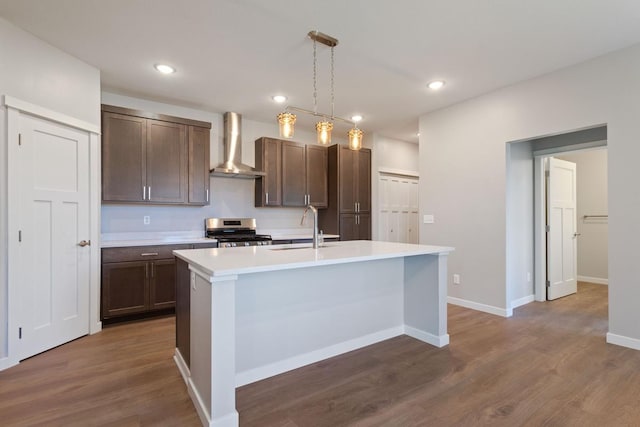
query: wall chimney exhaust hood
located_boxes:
[210,112,266,178]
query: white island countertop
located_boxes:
[174,240,453,278]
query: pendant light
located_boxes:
[276,31,364,149]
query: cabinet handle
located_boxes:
[141,252,159,256]
[143,186,146,200]
[266,192,269,205]
[148,186,151,200]
[206,189,209,202]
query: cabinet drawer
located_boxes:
[102,244,192,263]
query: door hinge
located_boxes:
[546,280,551,288]
[545,225,550,232]
[18,133,22,146]
[18,230,22,242]
[19,327,22,339]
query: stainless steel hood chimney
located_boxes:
[210,112,265,178]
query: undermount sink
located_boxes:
[270,245,334,251]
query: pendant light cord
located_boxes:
[313,38,318,115]
[330,45,335,120]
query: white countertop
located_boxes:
[174,240,454,278]
[101,232,215,248]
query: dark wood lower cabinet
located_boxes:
[149,259,177,311]
[101,243,214,321]
[101,261,149,318]
[339,214,371,241]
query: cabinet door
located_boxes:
[282,141,306,206]
[102,112,146,202]
[101,261,149,319]
[356,149,371,213]
[338,146,357,213]
[147,119,187,204]
[188,126,210,205]
[339,214,358,241]
[306,145,328,207]
[358,214,372,240]
[149,259,176,310]
[255,138,282,206]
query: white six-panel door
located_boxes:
[17,114,90,360]
[546,157,578,300]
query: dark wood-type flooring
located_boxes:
[2,282,639,426]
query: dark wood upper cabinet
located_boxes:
[146,119,187,204]
[318,145,372,240]
[306,145,328,207]
[102,112,147,202]
[282,141,307,206]
[101,105,211,206]
[255,137,328,208]
[188,126,211,205]
[255,137,282,206]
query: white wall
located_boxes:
[557,149,608,283]
[419,43,640,345]
[506,140,534,307]
[371,134,419,240]
[100,92,363,235]
[0,17,101,360]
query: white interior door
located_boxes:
[546,157,578,300]
[17,114,90,360]
[378,173,419,243]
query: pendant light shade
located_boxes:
[348,127,363,150]
[275,30,364,149]
[316,121,333,145]
[278,112,296,138]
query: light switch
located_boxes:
[423,214,434,224]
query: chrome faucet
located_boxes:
[301,204,319,249]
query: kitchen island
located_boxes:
[173,240,453,427]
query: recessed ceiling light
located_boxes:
[272,95,287,103]
[154,64,176,74]
[351,115,363,122]
[428,80,445,90]
[417,133,421,137]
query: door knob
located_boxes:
[78,240,91,247]
[573,233,581,238]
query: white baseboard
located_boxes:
[173,348,190,385]
[448,296,512,318]
[0,356,19,371]
[188,376,239,427]
[235,326,404,387]
[606,333,640,351]
[511,295,535,310]
[578,275,608,285]
[404,326,449,347]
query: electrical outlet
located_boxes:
[423,214,434,224]
[143,216,150,225]
[453,274,460,285]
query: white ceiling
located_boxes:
[2,0,640,143]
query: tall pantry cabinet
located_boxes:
[319,145,371,240]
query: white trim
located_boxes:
[0,357,19,371]
[6,106,20,367]
[173,348,190,385]
[578,275,608,285]
[377,167,419,178]
[448,296,512,317]
[2,95,100,134]
[511,294,535,309]
[606,333,640,351]
[188,377,239,427]
[235,326,404,387]
[89,132,102,335]
[534,156,546,302]
[404,325,449,347]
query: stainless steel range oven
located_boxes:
[205,218,272,248]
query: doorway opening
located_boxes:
[506,125,608,314]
